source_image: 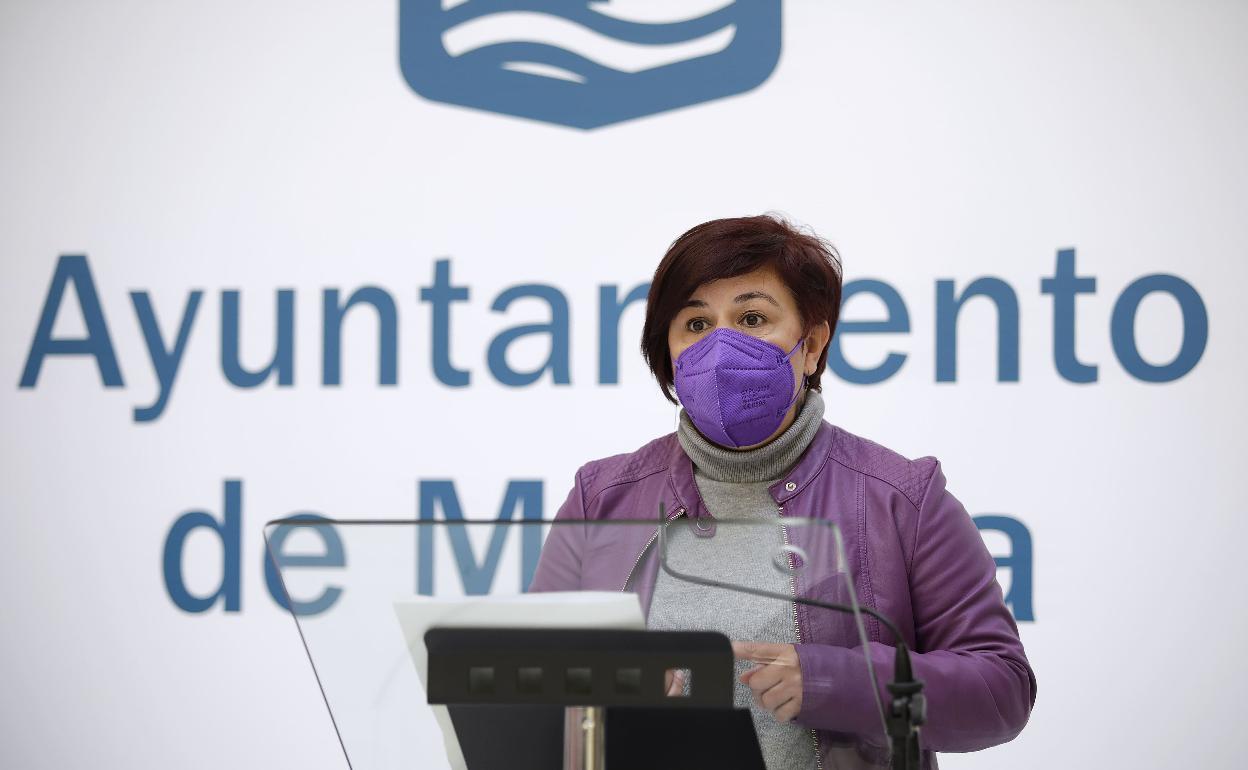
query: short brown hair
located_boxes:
[641,214,844,403]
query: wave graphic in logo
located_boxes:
[399,1,782,129]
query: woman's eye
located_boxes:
[742,313,765,328]
[687,318,708,333]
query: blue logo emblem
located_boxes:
[399,1,782,129]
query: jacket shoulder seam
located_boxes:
[826,452,936,514]
[584,465,669,509]
[907,458,945,574]
[578,435,679,509]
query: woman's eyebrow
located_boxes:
[682,298,709,309]
[733,291,780,307]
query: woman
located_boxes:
[530,215,1035,769]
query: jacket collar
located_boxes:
[769,421,837,504]
[667,420,837,515]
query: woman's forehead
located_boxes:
[685,265,794,305]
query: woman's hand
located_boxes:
[733,641,803,722]
[664,667,689,697]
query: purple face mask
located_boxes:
[673,327,806,449]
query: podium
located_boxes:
[264,518,889,769]
[427,627,764,770]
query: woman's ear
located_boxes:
[804,321,831,375]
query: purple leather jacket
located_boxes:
[530,420,1036,767]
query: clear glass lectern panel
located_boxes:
[263,518,885,770]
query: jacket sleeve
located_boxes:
[793,462,1036,752]
[527,469,586,592]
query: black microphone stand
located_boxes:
[767,595,925,770]
[885,642,925,770]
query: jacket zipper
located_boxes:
[620,506,685,591]
[779,504,825,770]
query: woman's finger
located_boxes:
[665,668,687,696]
[745,662,785,696]
[760,682,794,712]
[738,664,763,684]
[775,697,802,723]
[732,640,786,664]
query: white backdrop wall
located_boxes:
[2,1,1246,768]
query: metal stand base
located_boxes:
[563,706,605,770]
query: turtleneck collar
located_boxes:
[676,389,826,483]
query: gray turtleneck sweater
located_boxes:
[646,391,826,770]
